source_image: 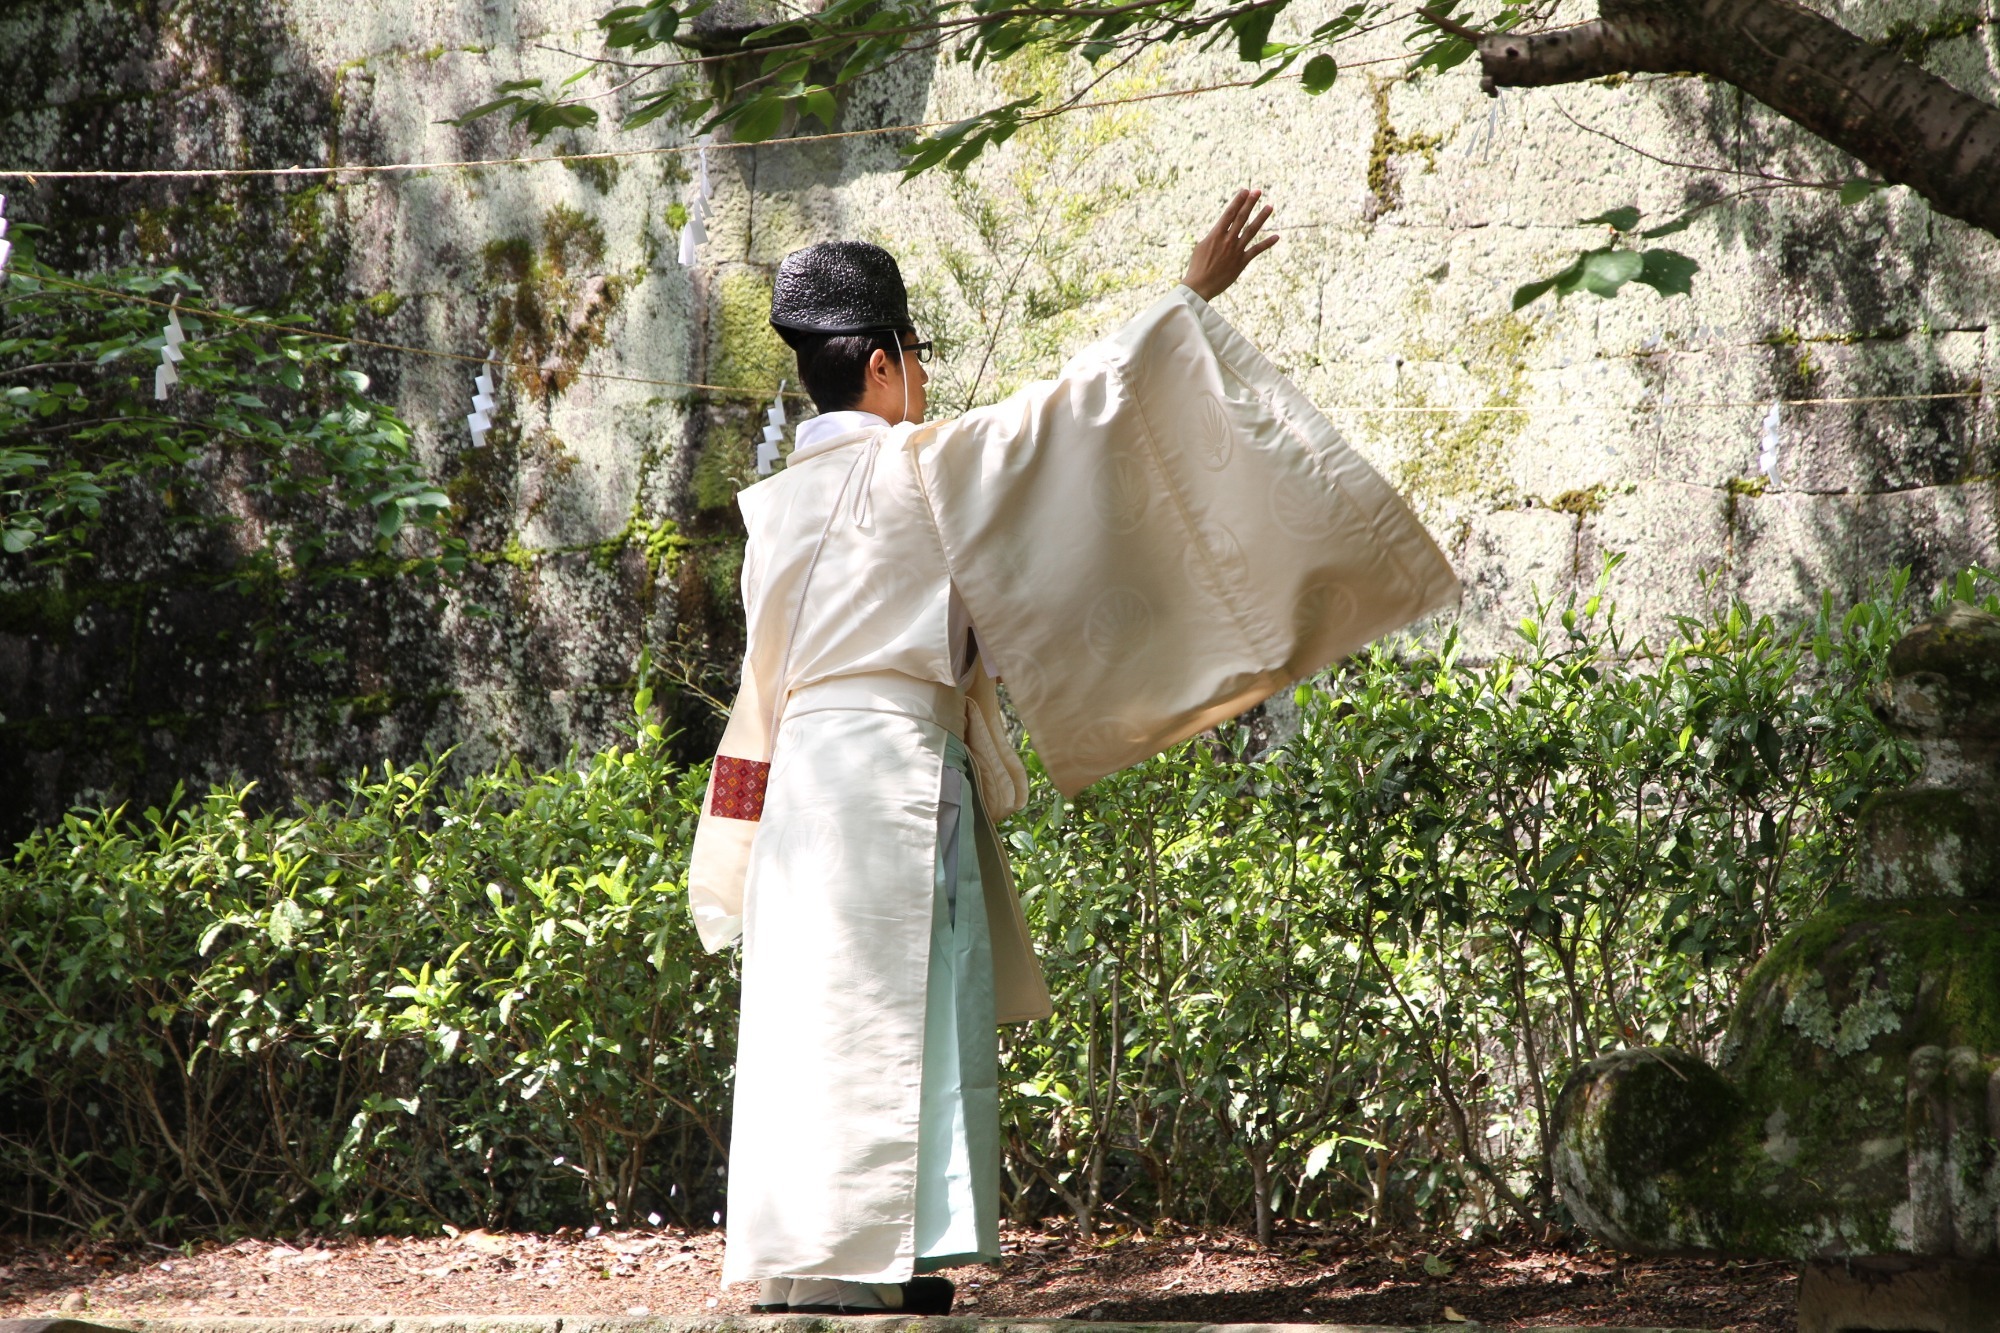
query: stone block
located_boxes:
[1799,1259,2000,1333]
[1584,482,1734,647]
[1648,349,1788,490]
[1449,506,1580,660]
[1731,490,1863,619]
[3,0,1997,828]
[1770,334,1989,494]
[1508,360,1661,498]
[1851,483,2000,597]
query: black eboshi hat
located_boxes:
[769,240,913,340]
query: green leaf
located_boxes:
[1576,248,1645,297]
[800,87,838,129]
[1249,54,1296,87]
[1304,1138,1338,1178]
[1233,7,1278,63]
[730,96,785,143]
[268,898,309,948]
[444,79,556,128]
[1301,53,1338,94]
[522,102,600,140]
[896,98,1036,179]
[1634,248,1699,298]
[1580,206,1642,233]
[759,50,810,79]
[1311,3,1367,40]
[623,90,690,132]
[602,2,681,50]
[445,96,533,128]
[1412,35,1475,72]
[1839,177,1890,205]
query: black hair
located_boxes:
[780,328,911,413]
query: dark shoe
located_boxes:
[899,1277,955,1315]
[789,1277,955,1316]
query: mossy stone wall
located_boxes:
[2,0,1997,825]
[0,0,728,831]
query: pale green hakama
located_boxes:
[913,734,1000,1271]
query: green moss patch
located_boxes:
[484,205,630,401]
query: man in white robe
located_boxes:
[687,192,1460,1312]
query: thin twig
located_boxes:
[1553,101,1844,189]
[1414,5,1484,40]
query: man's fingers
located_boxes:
[1202,195,1246,248]
[1217,188,1255,238]
[1188,190,1274,301]
[1238,203,1275,245]
[1230,190,1263,236]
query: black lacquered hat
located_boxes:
[769,240,912,337]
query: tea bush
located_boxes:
[0,681,728,1236]
[3,571,1987,1238]
[1005,565,1966,1240]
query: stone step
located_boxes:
[0,1316,1721,1333]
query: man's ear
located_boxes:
[866,347,891,385]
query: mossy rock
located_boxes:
[1550,1047,1746,1252]
[1854,787,2000,900]
[1883,602,2000,709]
[1851,603,2000,902]
[1553,898,2000,1260]
[1728,896,2000,1084]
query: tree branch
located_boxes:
[1472,0,2000,236]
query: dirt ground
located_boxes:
[0,1224,1795,1329]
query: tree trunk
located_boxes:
[1473,0,2000,237]
[1247,1141,1275,1247]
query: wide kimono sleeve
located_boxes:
[685,487,786,952]
[911,285,1461,796]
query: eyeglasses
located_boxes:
[898,339,935,365]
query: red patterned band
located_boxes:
[709,755,771,821]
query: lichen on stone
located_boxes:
[1780,954,1914,1055]
[708,267,798,392]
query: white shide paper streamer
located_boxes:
[153,309,188,400]
[467,363,497,448]
[677,136,713,267]
[1757,401,1782,488]
[757,379,788,475]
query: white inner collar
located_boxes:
[788,409,891,463]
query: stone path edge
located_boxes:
[0,1314,1722,1333]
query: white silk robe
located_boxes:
[689,285,1460,1285]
